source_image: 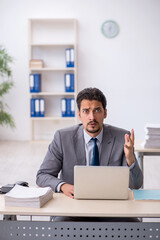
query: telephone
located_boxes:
[15,181,29,187]
[0,181,29,194]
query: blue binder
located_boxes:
[66,98,71,117]
[35,98,40,117]
[64,73,74,92]
[29,74,41,92]
[70,98,75,117]
[70,48,75,68]
[34,74,41,92]
[29,75,34,93]
[39,98,45,117]
[65,49,71,68]
[30,98,35,117]
[65,48,75,68]
[64,73,71,92]
[70,74,74,92]
[61,98,67,117]
[61,98,75,117]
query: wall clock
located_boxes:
[101,20,119,38]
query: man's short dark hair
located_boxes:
[76,88,107,111]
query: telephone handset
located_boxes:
[0,181,29,194]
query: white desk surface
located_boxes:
[135,140,160,153]
[1,192,160,218]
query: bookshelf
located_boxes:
[29,19,78,140]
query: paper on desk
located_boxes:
[5,185,52,198]
[4,185,53,208]
[133,189,160,200]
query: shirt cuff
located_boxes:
[56,182,66,192]
[129,161,135,170]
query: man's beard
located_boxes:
[86,121,100,134]
[86,128,100,134]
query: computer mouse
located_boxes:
[15,181,29,187]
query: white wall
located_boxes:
[0,0,160,140]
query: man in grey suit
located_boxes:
[36,88,143,199]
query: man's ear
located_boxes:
[104,109,107,118]
[78,110,81,120]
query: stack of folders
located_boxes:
[4,185,53,208]
[30,98,45,117]
[29,74,41,93]
[61,98,75,117]
[142,123,160,148]
[64,73,74,92]
[65,48,74,68]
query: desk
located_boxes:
[0,192,160,240]
[135,141,160,176]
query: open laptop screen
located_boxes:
[74,166,129,200]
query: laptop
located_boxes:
[74,166,129,200]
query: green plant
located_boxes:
[0,47,15,128]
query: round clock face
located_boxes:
[101,20,119,38]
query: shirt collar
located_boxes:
[83,128,103,144]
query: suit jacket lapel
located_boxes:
[100,125,115,166]
[73,125,86,165]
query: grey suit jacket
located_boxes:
[36,124,143,191]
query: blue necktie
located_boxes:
[91,138,100,166]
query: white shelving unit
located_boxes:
[29,19,78,140]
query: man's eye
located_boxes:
[83,109,89,113]
[95,108,101,112]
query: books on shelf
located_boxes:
[142,123,160,148]
[29,74,41,93]
[30,98,45,117]
[61,98,75,117]
[64,73,74,92]
[30,59,44,69]
[4,185,53,208]
[65,48,75,68]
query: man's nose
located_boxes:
[89,111,95,120]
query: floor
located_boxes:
[0,141,50,187]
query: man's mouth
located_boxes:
[88,121,98,127]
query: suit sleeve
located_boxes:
[36,130,64,192]
[122,152,143,189]
[129,153,143,189]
